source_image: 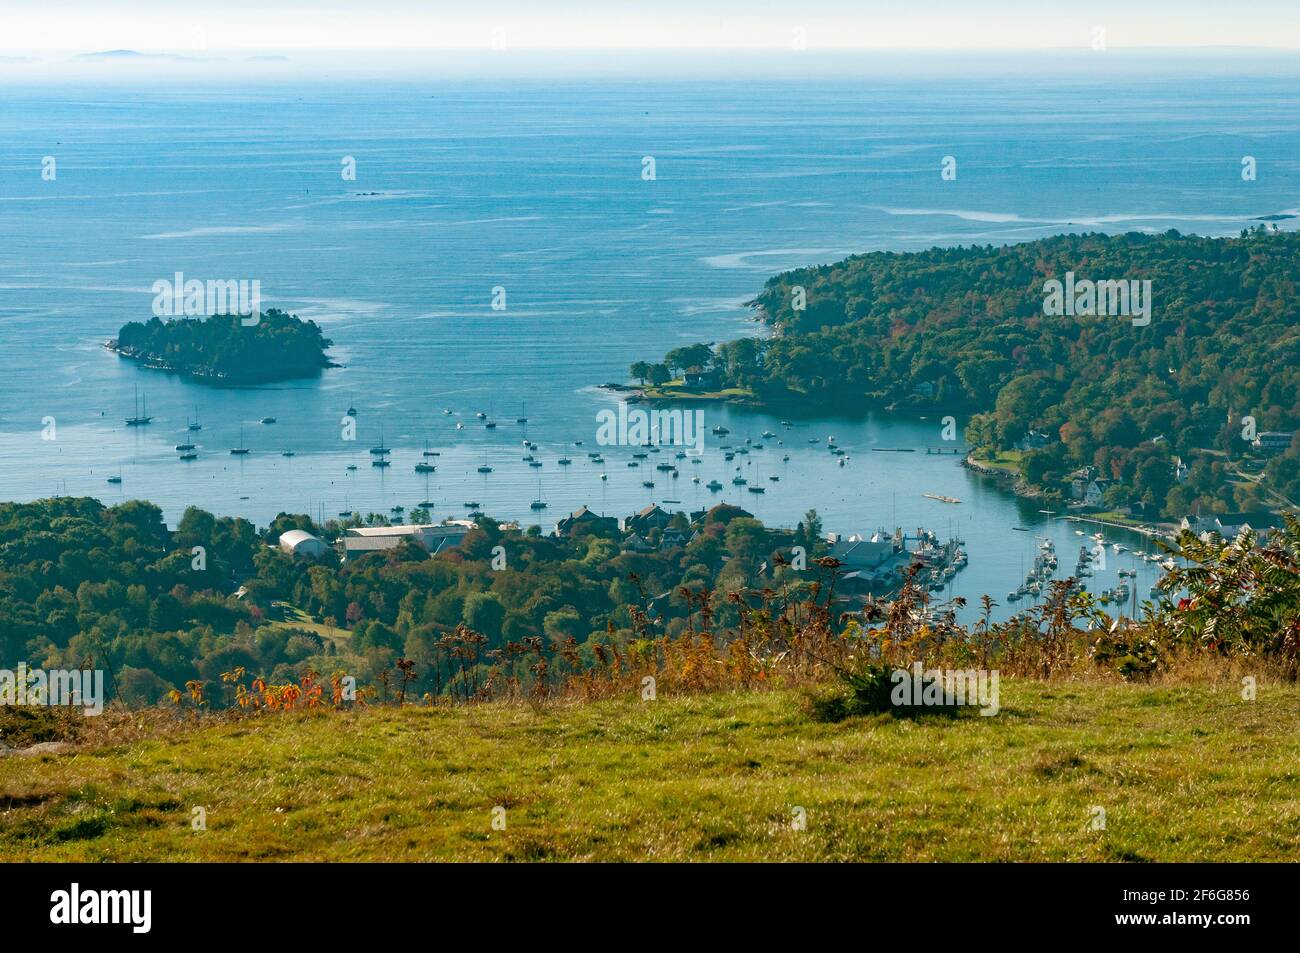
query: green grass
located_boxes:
[2,680,1298,861]
[266,602,350,647]
[1088,510,1159,529]
[637,379,754,401]
[974,449,1026,472]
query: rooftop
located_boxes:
[346,521,474,538]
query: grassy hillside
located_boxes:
[4,680,1299,861]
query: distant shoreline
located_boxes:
[601,380,969,417]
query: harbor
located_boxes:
[11,391,1188,625]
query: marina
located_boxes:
[17,395,1191,624]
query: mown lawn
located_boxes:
[973,449,1026,472]
[637,381,754,401]
[265,602,351,648]
[2,680,1298,861]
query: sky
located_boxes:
[3,0,1300,53]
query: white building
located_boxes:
[1253,431,1294,455]
[1084,478,1114,508]
[1180,512,1281,543]
[827,533,896,570]
[340,521,474,560]
[278,529,329,559]
[1015,429,1053,452]
[1069,466,1097,500]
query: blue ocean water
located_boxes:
[0,72,1296,616]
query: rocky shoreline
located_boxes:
[962,453,1050,500]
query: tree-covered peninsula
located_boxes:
[639,229,1300,519]
[107,309,336,384]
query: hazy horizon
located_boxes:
[4,0,1300,55]
[4,46,1300,84]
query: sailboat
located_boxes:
[346,393,358,417]
[187,407,202,431]
[369,426,390,456]
[413,442,434,478]
[530,475,547,510]
[516,402,528,424]
[230,428,250,454]
[106,467,123,484]
[415,442,436,472]
[125,386,152,426]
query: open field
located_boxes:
[971,449,1026,473]
[635,381,754,401]
[3,680,1298,862]
[265,602,351,648]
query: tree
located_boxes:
[463,592,506,643]
[629,361,650,385]
[665,343,714,374]
[724,518,767,576]
[543,607,583,642]
[965,413,997,451]
[795,509,825,554]
[994,374,1053,448]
